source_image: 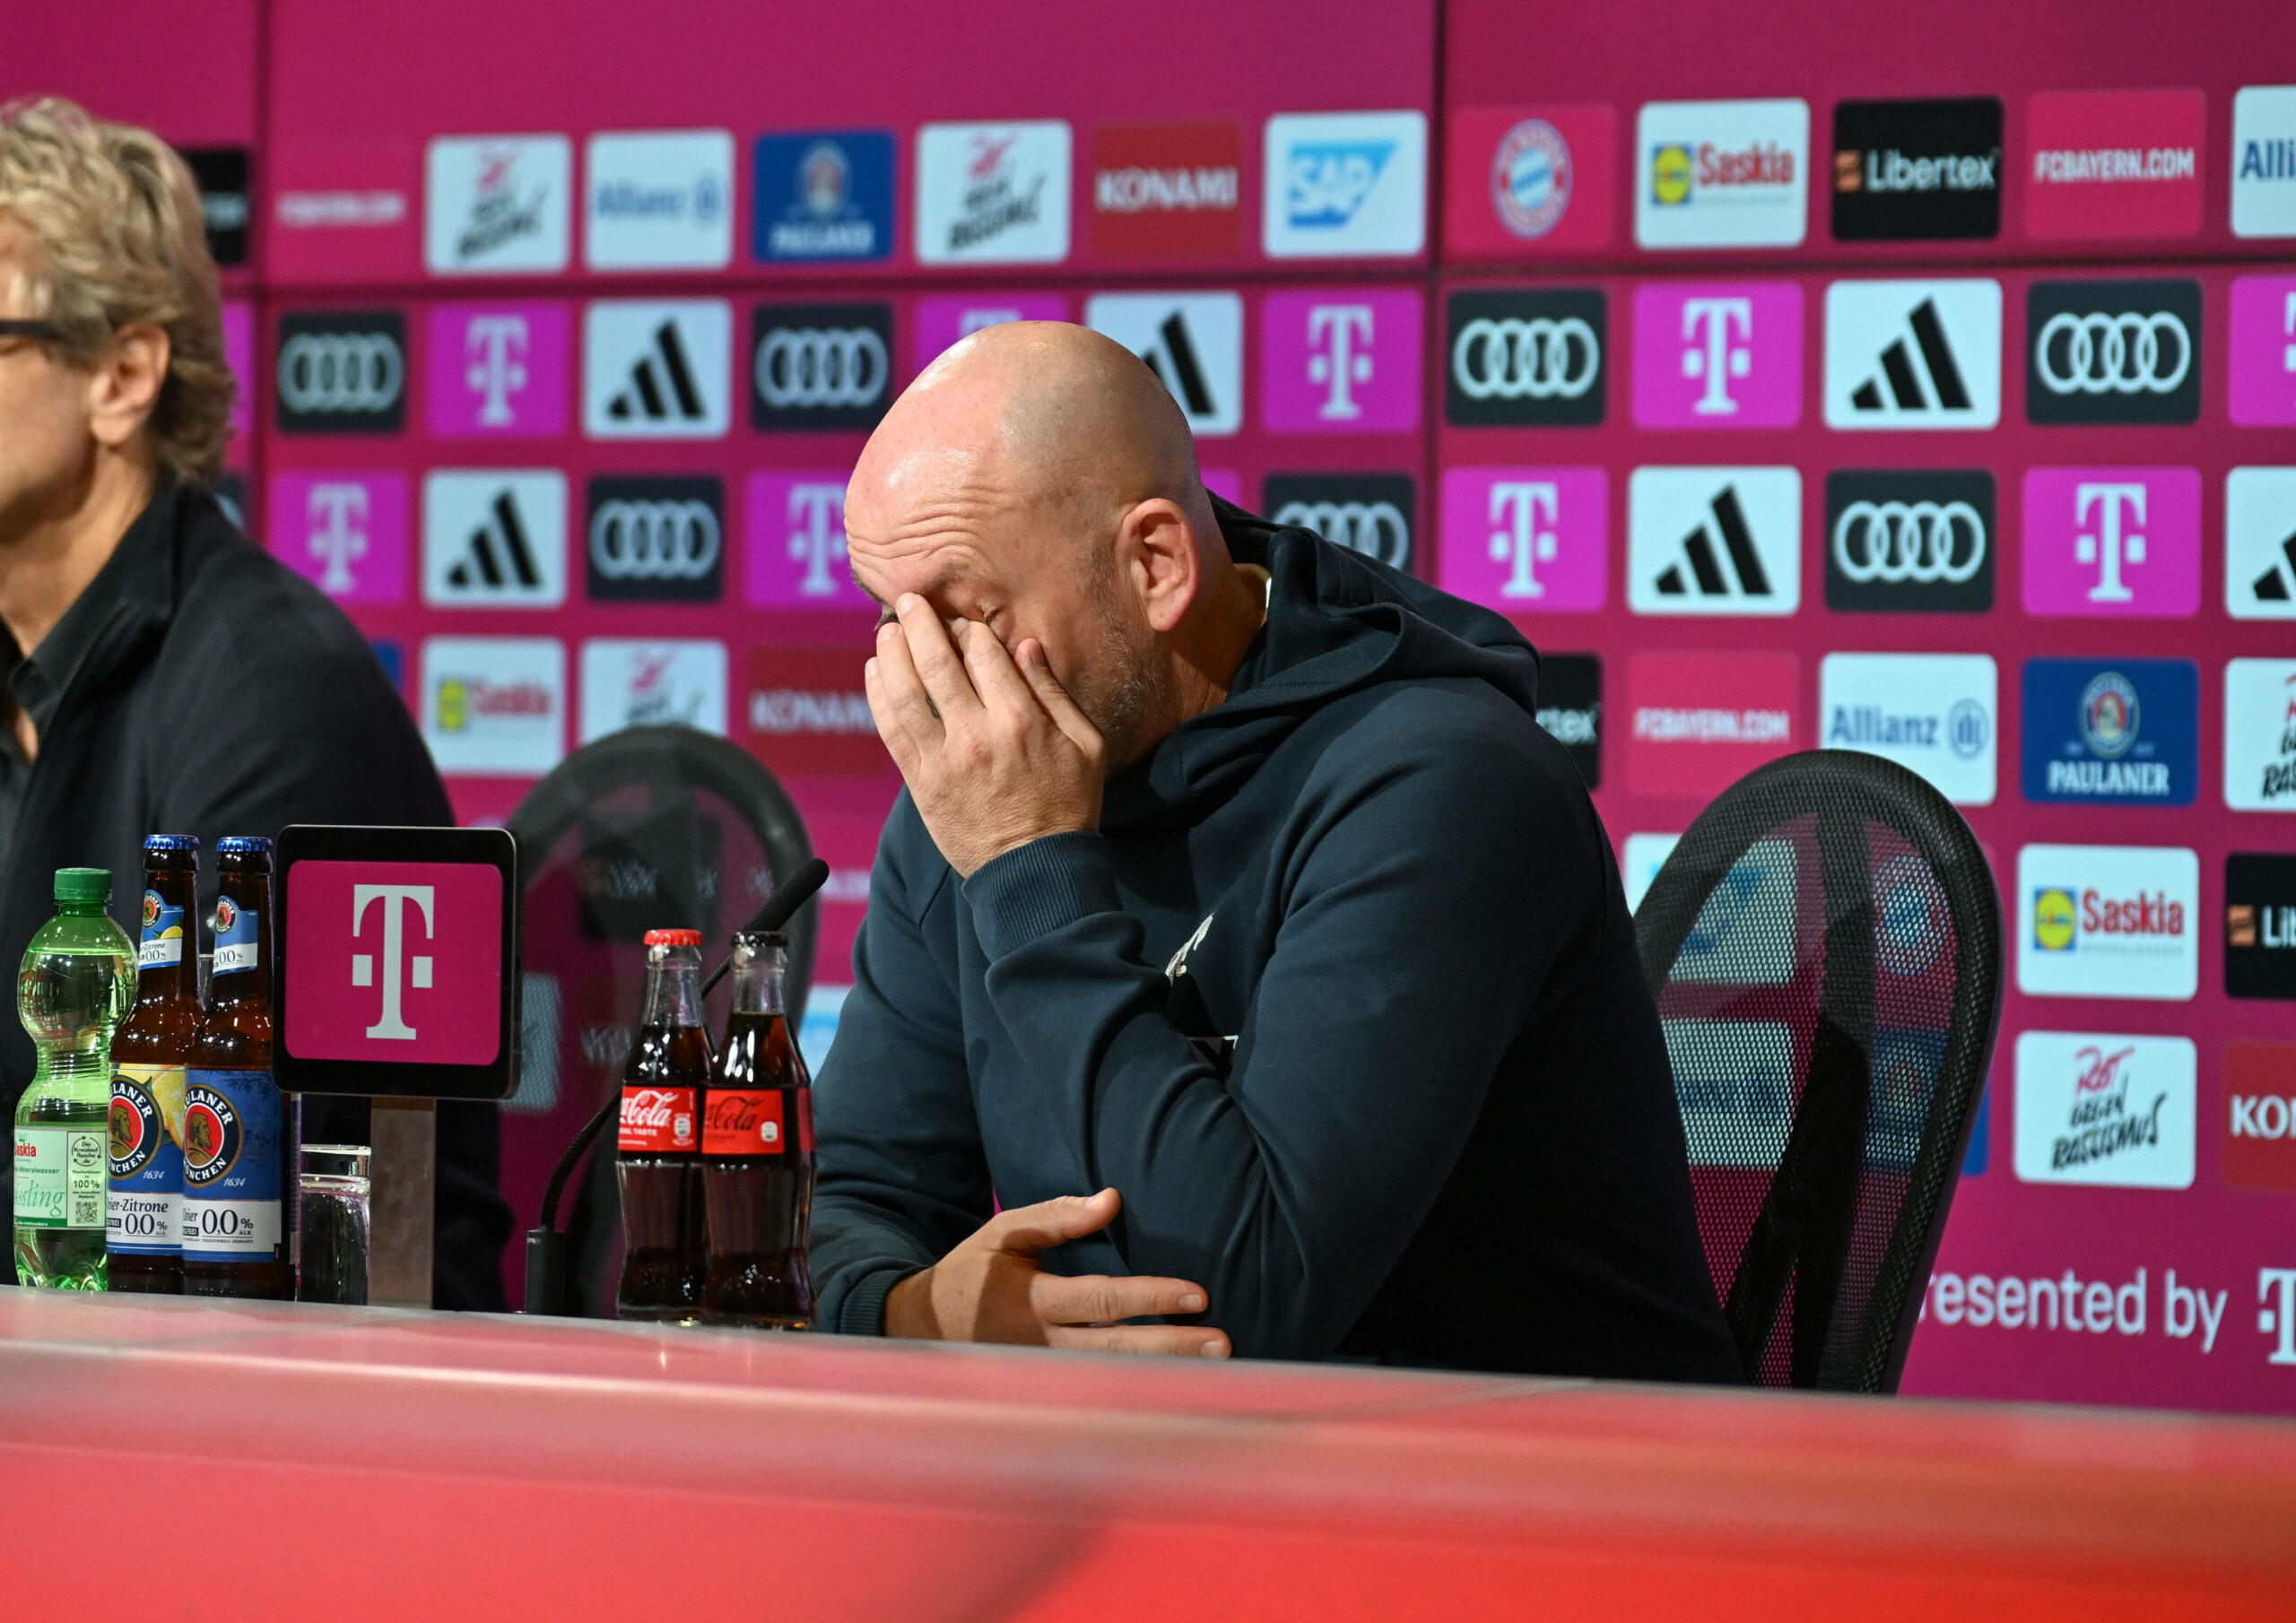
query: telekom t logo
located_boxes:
[2074,482,2147,603]
[787,484,848,597]
[464,315,530,426]
[2262,1269,2296,1367]
[1682,297,1753,414]
[961,307,1024,336]
[306,482,370,594]
[1487,482,1559,598]
[2283,292,2295,378]
[1306,304,1375,420]
[349,884,433,1040]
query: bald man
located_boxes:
[810,323,1740,1381]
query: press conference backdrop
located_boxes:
[12,0,2296,1413]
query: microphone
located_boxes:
[521,856,832,1316]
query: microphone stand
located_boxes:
[521,857,831,1315]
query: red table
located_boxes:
[3,1290,2291,1620]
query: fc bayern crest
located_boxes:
[2079,672,2140,759]
[1492,118,1572,239]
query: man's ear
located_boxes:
[86,321,170,454]
[1120,497,1200,634]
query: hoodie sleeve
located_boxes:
[810,794,996,1334]
[959,691,1597,1361]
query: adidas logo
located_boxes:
[582,299,731,439]
[422,470,568,608]
[1083,291,1242,436]
[2252,527,2296,603]
[1628,466,1803,617]
[1823,279,2001,430]
[2227,468,2296,621]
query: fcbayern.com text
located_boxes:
[1631,705,1792,743]
[1921,1265,2296,1364]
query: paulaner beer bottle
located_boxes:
[108,836,203,1294]
[614,929,712,1323]
[701,932,814,1330]
[183,837,294,1299]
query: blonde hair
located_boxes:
[0,97,232,484]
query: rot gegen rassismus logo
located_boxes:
[282,860,504,1066]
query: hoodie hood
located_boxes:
[1102,494,1543,829]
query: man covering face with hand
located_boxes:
[813,321,1739,1381]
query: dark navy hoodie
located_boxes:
[811,499,1742,1382]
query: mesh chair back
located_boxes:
[500,727,817,1314]
[1634,750,2001,1393]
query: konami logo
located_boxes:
[2226,1041,2296,1191]
[745,646,884,777]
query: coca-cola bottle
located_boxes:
[614,929,712,1323]
[701,932,814,1330]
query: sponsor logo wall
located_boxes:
[90,0,2296,1410]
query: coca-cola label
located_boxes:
[619,1086,697,1153]
[703,1088,784,1156]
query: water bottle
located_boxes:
[13,868,136,1289]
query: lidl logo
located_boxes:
[2016,843,2199,1001]
[2033,887,2078,951]
[1651,144,1693,205]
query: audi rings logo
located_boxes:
[1265,474,1417,573]
[1452,317,1601,401]
[1445,288,1606,426]
[2035,312,2190,395]
[585,477,725,603]
[751,302,895,430]
[1823,471,1995,612]
[2025,280,2201,425]
[274,312,405,432]
[1833,500,1987,584]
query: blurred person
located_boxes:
[810,322,1740,1380]
[0,98,510,1306]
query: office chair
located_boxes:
[1633,750,2002,1393]
[501,726,819,1314]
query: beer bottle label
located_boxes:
[109,1063,187,1254]
[181,1069,284,1259]
[212,897,259,976]
[619,1086,697,1153]
[139,890,187,968]
[702,1089,783,1155]
[12,1124,108,1230]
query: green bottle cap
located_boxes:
[54,867,110,906]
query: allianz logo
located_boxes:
[1828,699,1990,759]
[594,175,725,223]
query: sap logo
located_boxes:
[581,299,732,439]
[2013,1031,2196,1190]
[915,121,1072,265]
[584,130,733,271]
[1830,98,2003,241]
[2016,844,2198,1001]
[274,312,405,433]
[421,470,568,609]
[1264,473,1415,572]
[1824,279,2002,429]
[419,636,566,776]
[1674,838,1801,986]
[2022,466,2201,618]
[1086,291,1243,436]
[1631,282,1801,428]
[2231,86,2296,239]
[2226,853,2296,1002]
[1634,99,1810,249]
[426,302,570,438]
[1446,287,1605,427]
[1438,465,1606,613]
[1820,653,1996,806]
[269,472,410,606]
[578,639,728,745]
[2222,658,2296,812]
[2022,658,2197,807]
[1628,466,1802,616]
[751,302,894,430]
[1263,111,1427,259]
[752,130,894,264]
[1823,470,1994,612]
[1262,289,1421,432]
[2027,280,2201,425]
[585,476,722,604]
[424,135,571,274]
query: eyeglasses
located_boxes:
[0,319,62,343]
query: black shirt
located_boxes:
[0,482,511,1309]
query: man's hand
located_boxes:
[883,1188,1231,1358]
[865,594,1104,878]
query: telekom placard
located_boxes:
[283,859,504,1065]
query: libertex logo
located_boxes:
[283,860,504,1065]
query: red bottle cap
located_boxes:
[643,929,704,947]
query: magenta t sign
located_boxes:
[283,859,504,1066]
